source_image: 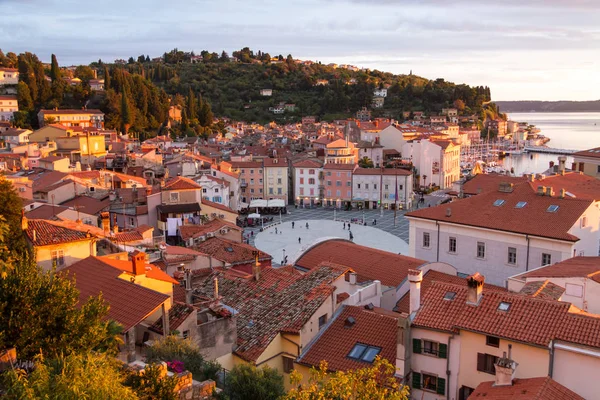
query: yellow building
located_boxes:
[38,109,104,128]
[54,132,107,164]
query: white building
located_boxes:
[0,68,19,85]
[292,159,323,207]
[1,128,31,149]
[403,139,460,189]
[406,183,600,286]
[260,89,272,96]
[197,174,230,206]
[352,168,413,210]
[373,88,388,97]
[0,95,18,121]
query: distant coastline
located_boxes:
[495,100,600,113]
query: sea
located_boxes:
[498,112,600,176]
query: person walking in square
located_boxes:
[343,222,346,229]
[298,237,302,244]
[306,222,309,229]
[292,221,295,229]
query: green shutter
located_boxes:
[412,372,421,389]
[436,377,446,395]
[413,338,422,354]
[438,343,447,359]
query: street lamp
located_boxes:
[282,249,286,265]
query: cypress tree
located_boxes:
[50,54,61,82]
[120,90,133,134]
[187,88,196,121]
[103,66,111,90]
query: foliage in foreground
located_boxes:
[224,363,285,400]
[285,357,410,400]
[146,335,221,381]
[2,352,138,400]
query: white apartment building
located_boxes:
[292,159,323,207]
[352,168,413,210]
[406,183,600,286]
[197,174,230,207]
[373,88,388,97]
[0,95,18,121]
[0,68,19,85]
[403,139,460,189]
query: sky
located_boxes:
[2,0,599,101]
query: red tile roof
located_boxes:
[293,159,323,168]
[394,270,507,313]
[470,376,584,400]
[573,147,600,159]
[195,237,271,265]
[353,167,412,176]
[61,196,110,215]
[201,199,237,214]
[521,256,600,283]
[323,163,356,171]
[298,305,398,372]
[99,256,178,284]
[179,219,241,241]
[192,264,349,362]
[40,108,104,115]
[163,176,202,191]
[462,174,527,196]
[406,183,591,242]
[412,281,594,348]
[295,239,425,287]
[262,157,287,167]
[229,161,263,169]
[25,218,94,246]
[527,172,600,201]
[148,302,195,335]
[519,280,565,301]
[62,257,169,331]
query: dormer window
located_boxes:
[498,301,511,311]
[170,192,179,202]
[348,343,381,363]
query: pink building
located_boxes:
[323,163,356,208]
[230,161,263,203]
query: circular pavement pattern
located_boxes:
[254,219,409,266]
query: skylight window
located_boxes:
[515,201,527,209]
[547,205,560,213]
[498,302,511,311]
[347,343,381,363]
[493,199,505,207]
[443,291,456,301]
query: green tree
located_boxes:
[123,363,179,400]
[187,87,196,121]
[74,65,95,83]
[0,253,110,359]
[16,81,33,111]
[197,98,213,127]
[286,358,409,400]
[2,353,138,400]
[120,90,133,134]
[50,54,61,82]
[104,65,111,89]
[225,364,285,400]
[358,156,374,168]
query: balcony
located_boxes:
[240,182,248,188]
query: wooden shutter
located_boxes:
[437,377,446,395]
[412,372,421,389]
[413,338,422,354]
[438,343,447,359]
[477,353,485,372]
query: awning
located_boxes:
[248,213,261,219]
[267,199,285,208]
[238,202,249,210]
[249,199,268,208]
[157,203,201,214]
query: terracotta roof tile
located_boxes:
[470,376,584,400]
[354,167,412,176]
[163,176,202,191]
[519,280,565,301]
[40,108,104,115]
[298,305,398,372]
[394,270,507,313]
[61,196,110,215]
[406,183,591,242]
[296,239,425,287]
[192,264,348,362]
[99,256,178,284]
[62,257,169,332]
[179,219,241,241]
[148,302,195,335]
[462,174,527,196]
[25,219,93,246]
[195,237,271,265]
[573,147,600,159]
[527,172,600,201]
[201,199,237,214]
[521,256,600,282]
[293,159,323,168]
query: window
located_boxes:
[443,292,456,301]
[542,253,552,266]
[365,184,369,189]
[385,184,389,190]
[374,184,377,190]
[412,372,445,395]
[336,181,341,186]
[299,188,304,195]
[326,171,331,176]
[277,178,282,184]
[422,373,439,392]
[269,188,274,194]
[299,169,304,174]
[259,179,263,184]
[51,250,65,267]
[498,301,511,311]
[318,314,327,330]
[493,199,505,207]
[346,181,351,186]
[337,172,341,177]
[597,165,600,173]
[449,237,457,253]
[250,169,254,174]
[476,242,485,259]
[336,190,341,197]
[477,353,499,374]
[277,188,282,194]
[399,184,403,190]
[169,192,179,202]
[128,217,135,226]
[581,216,588,228]
[547,205,559,212]
[309,169,315,175]
[182,330,190,339]
[299,177,304,184]
[283,357,294,373]
[423,340,439,356]
[347,343,381,363]
[308,178,315,184]
[423,232,430,248]
[214,188,219,193]
[508,247,517,264]
[357,184,361,189]
[327,180,332,186]
[202,188,207,193]
[515,201,527,208]
[486,336,500,348]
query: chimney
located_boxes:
[131,250,146,276]
[349,272,357,285]
[146,186,152,196]
[558,156,566,173]
[545,186,554,197]
[185,269,193,305]
[494,348,518,387]
[498,182,514,193]
[466,273,484,305]
[101,212,110,235]
[559,188,566,199]
[213,277,219,301]
[251,250,261,281]
[537,186,545,196]
[408,269,423,314]
[445,208,452,217]
[571,162,577,171]
[32,229,36,243]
